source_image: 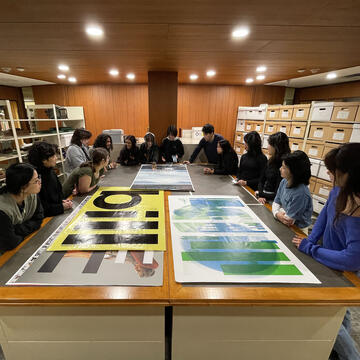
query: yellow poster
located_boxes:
[48,187,166,251]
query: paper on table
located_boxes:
[115,251,128,264]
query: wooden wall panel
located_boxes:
[294,81,360,103]
[32,84,149,140]
[0,85,26,118]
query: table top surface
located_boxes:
[1,164,360,306]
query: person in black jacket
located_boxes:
[28,141,73,217]
[0,163,44,252]
[139,132,159,164]
[117,135,141,166]
[160,125,184,163]
[236,131,267,191]
[256,132,290,204]
[204,139,238,175]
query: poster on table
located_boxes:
[7,198,163,286]
[47,187,166,252]
[169,195,320,284]
[131,164,194,191]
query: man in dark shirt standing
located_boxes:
[185,124,224,164]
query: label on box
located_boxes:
[246,125,252,130]
[256,125,261,131]
[293,127,301,135]
[296,109,305,117]
[237,136,241,141]
[333,132,345,140]
[268,125,274,131]
[280,126,287,133]
[319,188,330,197]
[337,110,349,120]
[281,110,289,118]
[314,130,324,138]
[269,111,275,118]
[291,144,299,151]
[309,148,318,156]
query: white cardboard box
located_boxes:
[350,124,360,142]
[309,102,334,122]
[313,194,327,214]
[318,161,331,181]
[310,158,321,177]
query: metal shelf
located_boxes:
[0,153,19,161]
[0,137,15,142]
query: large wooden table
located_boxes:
[0,164,360,360]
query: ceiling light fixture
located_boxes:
[57,74,66,79]
[326,72,337,80]
[256,66,267,72]
[85,25,104,38]
[126,73,135,80]
[68,77,77,83]
[190,74,199,80]
[109,69,119,76]
[206,70,216,77]
[16,67,25,72]
[256,75,265,80]
[245,78,254,84]
[1,67,11,73]
[297,69,306,73]
[310,68,320,74]
[58,64,69,71]
[232,27,250,38]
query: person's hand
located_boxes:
[237,179,247,186]
[62,199,73,211]
[109,162,118,169]
[276,211,294,226]
[292,235,305,248]
[204,167,214,174]
[162,156,166,162]
[72,186,78,196]
[183,160,190,164]
[258,197,266,205]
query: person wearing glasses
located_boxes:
[28,141,73,217]
[0,163,44,252]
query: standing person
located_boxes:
[0,163,43,252]
[272,150,312,233]
[28,141,72,217]
[64,128,92,174]
[160,125,184,163]
[62,148,109,198]
[236,131,267,191]
[93,133,117,169]
[186,124,224,164]
[256,132,290,204]
[117,135,141,166]
[139,132,159,164]
[292,143,360,360]
[204,140,238,175]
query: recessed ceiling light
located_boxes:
[109,69,119,76]
[126,73,135,80]
[256,66,267,72]
[256,75,265,80]
[1,67,11,73]
[68,77,77,83]
[326,72,337,80]
[206,70,216,77]
[16,67,25,72]
[297,69,306,73]
[58,64,69,71]
[190,74,199,80]
[310,68,320,74]
[57,74,66,79]
[85,25,104,38]
[245,78,254,84]
[232,27,250,38]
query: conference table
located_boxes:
[0,164,359,360]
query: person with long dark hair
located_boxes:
[160,125,184,163]
[204,139,238,175]
[292,143,360,360]
[62,148,109,198]
[117,135,141,166]
[236,131,267,190]
[139,132,159,164]
[93,133,117,169]
[28,141,73,217]
[64,128,92,174]
[256,132,290,204]
[0,163,43,251]
[272,151,312,232]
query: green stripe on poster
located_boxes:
[190,241,279,250]
[181,252,289,262]
[221,264,302,276]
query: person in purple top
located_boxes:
[293,143,360,360]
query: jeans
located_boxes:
[332,310,360,360]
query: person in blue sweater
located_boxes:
[186,124,224,164]
[292,143,360,360]
[272,150,312,233]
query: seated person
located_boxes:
[160,125,184,163]
[204,140,238,175]
[28,141,73,217]
[272,150,312,233]
[186,123,224,164]
[236,131,267,191]
[64,128,92,174]
[62,148,109,198]
[0,163,44,252]
[256,132,290,204]
[117,135,141,166]
[139,132,159,164]
[93,133,117,169]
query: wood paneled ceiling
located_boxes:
[1,0,360,85]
